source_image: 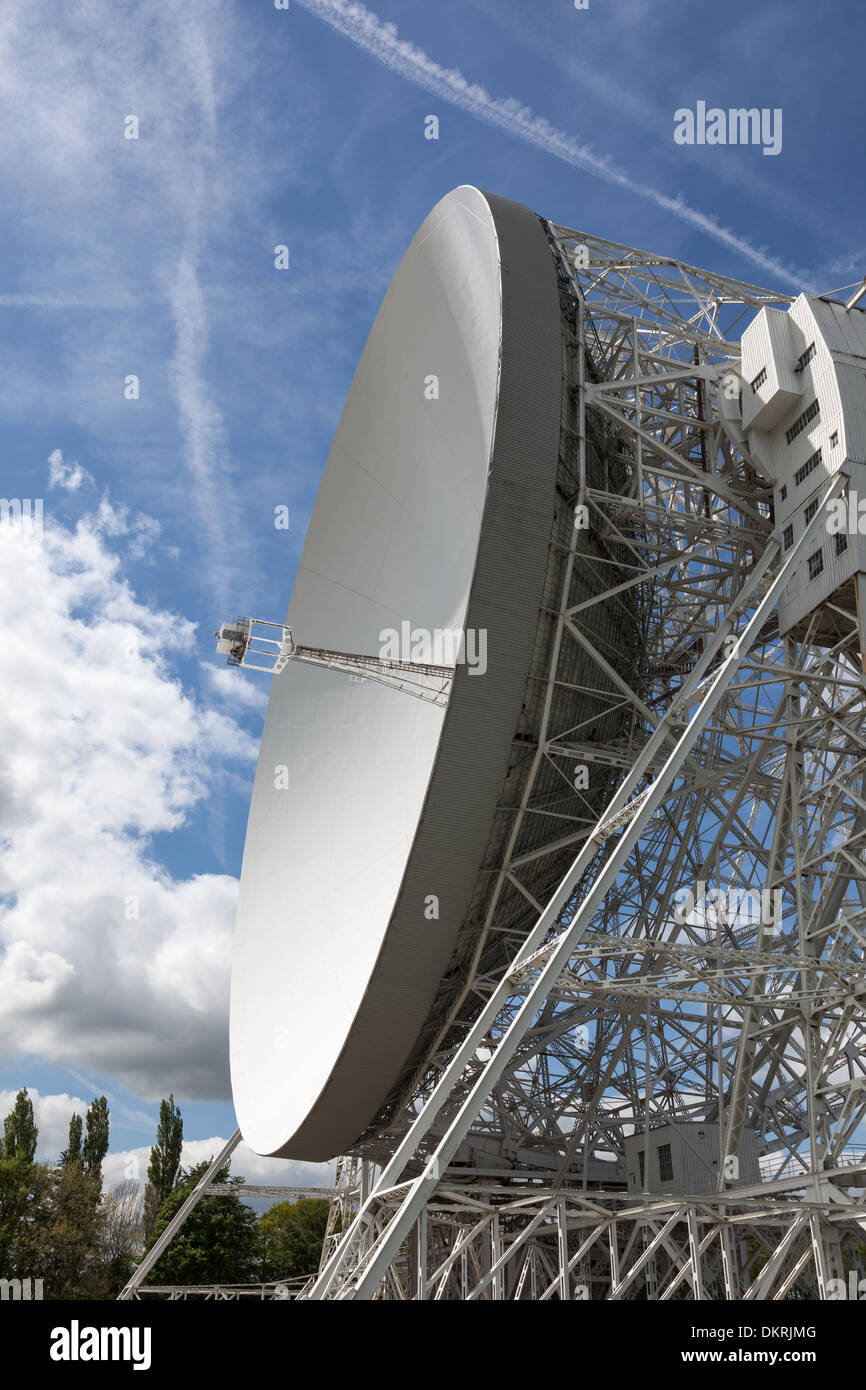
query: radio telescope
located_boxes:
[123,186,866,1301]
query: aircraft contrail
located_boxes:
[295,0,808,290]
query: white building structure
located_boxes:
[731,292,866,646]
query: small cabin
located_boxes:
[624,1121,760,1195]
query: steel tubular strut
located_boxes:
[308,476,845,1300]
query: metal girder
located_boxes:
[121,223,866,1303]
[294,223,866,1301]
[118,1129,242,1300]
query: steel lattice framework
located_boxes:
[119,221,866,1304]
[304,224,866,1300]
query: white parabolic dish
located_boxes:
[231,186,564,1159]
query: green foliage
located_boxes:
[143,1096,184,1238]
[142,1181,162,1241]
[144,1160,259,1286]
[3,1162,144,1299]
[0,1089,135,1297]
[0,1155,43,1278]
[83,1097,110,1176]
[3,1088,38,1163]
[14,1159,108,1299]
[61,1113,83,1166]
[257,1198,330,1282]
[0,1090,327,1297]
[147,1095,183,1204]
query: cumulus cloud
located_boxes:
[77,497,167,564]
[0,506,257,1098]
[0,1087,88,1156]
[101,1139,333,1194]
[47,447,94,492]
[0,1086,333,1191]
[201,661,269,713]
[128,514,163,562]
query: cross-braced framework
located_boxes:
[301,226,866,1300]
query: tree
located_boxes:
[0,1091,40,1279]
[0,1156,45,1279]
[257,1198,330,1282]
[0,1091,124,1297]
[61,1113,83,1165]
[82,1097,109,1176]
[143,1160,258,1286]
[98,1179,144,1295]
[3,1089,38,1163]
[15,1159,107,1299]
[144,1095,183,1236]
[148,1095,183,1199]
[142,1182,162,1243]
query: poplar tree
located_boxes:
[61,1113,83,1165]
[3,1088,38,1163]
[147,1095,184,1204]
[82,1097,110,1174]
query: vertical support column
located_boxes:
[643,1225,659,1301]
[853,572,866,676]
[787,657,826,1192]
[491,1214,504,1301]
[720,1224,740,1300]
[643,1009,652,1196]
[557,1199,569,1300]
[358,1159,375,1268]
[687,1208,704,1301]
[577,295,586,497]
[413,1209,428,1301]
[810,1213,845,1300]
[633,314,643,498]
[609,1220,620,1297]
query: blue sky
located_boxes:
[0,0,863,1189]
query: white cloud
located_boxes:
[0,505,257,1097]
[296,0,807,288]
[101,1139,333,1195]
[0,1086,333,1191]
[47,447,93,492]
[128,514,163,562]
[164,246,231,602]
[201,661,270,713]
[0,1086,88,1156]
[0,292,138,309]
[0,1,262,606]
[58,494,171,565]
